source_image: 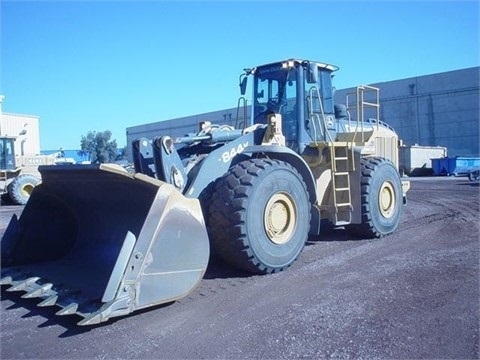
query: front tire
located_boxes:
[7,174,41,205]
[207,158,311,274]
[348,157,403,238]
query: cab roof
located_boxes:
[253,58,339,73]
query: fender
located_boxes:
[242,145,320,236]
[241,145,317,203]
[183,130,260,198]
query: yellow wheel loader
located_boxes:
[1,59,410,325]
[1,136,70,205]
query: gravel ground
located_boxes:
[1,177,479,359]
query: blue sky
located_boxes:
[1,0,479,150]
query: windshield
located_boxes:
[0,138,14,170]
[253,65,295,122]
[252,64,299,144]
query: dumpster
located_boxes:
[399,145,447,176]
[431,157,480,176]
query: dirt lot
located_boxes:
[1,177,479,359]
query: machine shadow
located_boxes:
[0,222,359,336]
[203,256,253,279]
[1,286,175,337]
[307,227,356,243]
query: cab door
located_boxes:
[0,138,15,171]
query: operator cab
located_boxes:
[242,59,339,153]
[0,137,15,171]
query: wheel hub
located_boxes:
[21,184,35,197]
[264,192,296,245]
[379,181,395,218]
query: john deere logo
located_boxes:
[326,115,334,128]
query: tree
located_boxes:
[80,130,118,164]
[116,146,128,161]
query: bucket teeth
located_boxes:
[38,295,58,307]
[56,303,79,316]
[22,283,53,299]
[78,313,103,326]
[6,277,40,292]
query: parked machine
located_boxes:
[468,168,480,181]
[1,59,409,325]
[0,136,66,205]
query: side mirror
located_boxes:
[239,74,248,95]
[306,63,318,84]
[334,104,347,119]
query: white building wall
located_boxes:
[0,113,41,155]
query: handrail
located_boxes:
[307,85,336,145]
[345,85,381,142]
[235,97,248,129]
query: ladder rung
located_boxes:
[362,101,379,108]
[335,220,350,226]
[334,172,349,176]
[335,187,350,191]
[336,202,352,207]
[335,157,348,160]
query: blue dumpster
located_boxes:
[431,157,480,176]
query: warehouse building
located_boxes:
[0,95,41,156]
[126,66,479,161]
[335,66,479,157]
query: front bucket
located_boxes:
[1,164,209,325]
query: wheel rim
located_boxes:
[378,181,395,218]
[21,184,35,197]
[264,192,296,245]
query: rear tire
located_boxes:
[7,174,40,205]
[207,158,310,274]
[347,157,403,238]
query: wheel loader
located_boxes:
[0,136,66,205]
[1,58,410,325]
